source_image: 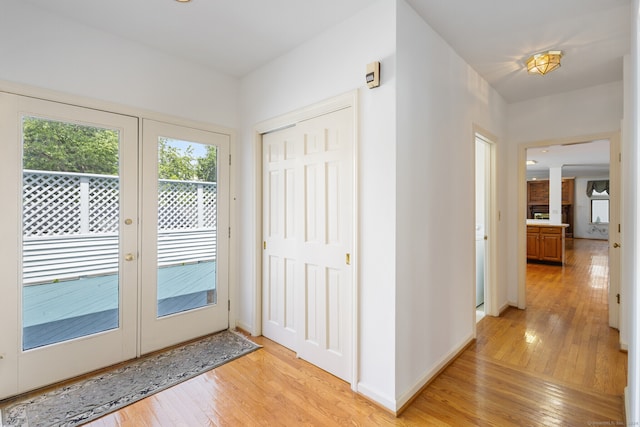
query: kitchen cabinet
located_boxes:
[527,178,574,237]
[526,224,566,264]
[527,179,574,205]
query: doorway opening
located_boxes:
[474,132,496,322]
[519,135,620,332]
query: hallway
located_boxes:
[476,238,626,395]
[85,239,627,426]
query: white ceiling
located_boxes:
[22,0,630,174]
[526,140,610,180]
[22,0,631,104]
[405,0,631,103]
[21,0,377,78]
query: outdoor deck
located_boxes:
[20,170,220,351]
[23,261,216,350]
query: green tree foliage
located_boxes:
[158,138,196,180]
[23,118,218,182]
[23,117,119,175]
[195,145,217,182]
[158,139,217,182]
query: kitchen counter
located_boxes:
[526,219,569,227]
[526,222,567,264]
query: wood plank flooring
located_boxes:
[87,238,626,426]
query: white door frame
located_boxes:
[517,132,621,333]
[252,91,359,389]
[473,127,499,322]
[609,132,622,330]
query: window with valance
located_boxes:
[586,180,609,197]
[586,180,609,223]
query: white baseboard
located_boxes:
[499,301,512,314]
[625,387,630,426]
[356,381,396,412]
[395,333,475,412]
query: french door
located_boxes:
[0,94,229,399]
[140,119,229,354]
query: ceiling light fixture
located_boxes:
[526,50,563,75]
[526,160,537,165]
[176,0,191,2]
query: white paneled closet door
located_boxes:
[262,126,301,351]
[262,107,353,382]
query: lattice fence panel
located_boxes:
[158,180,217,230]
[23,172,217,236]
[89,175,120,233]
[23,172,82,237]
[158,181,198,230]
[202,183,217,229]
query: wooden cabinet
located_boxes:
[527,180,549,205]
[527,179,574,205]
[526,228,541,260]
[527,225,565,264]
[527,178,574,237]
[562,179,574,205]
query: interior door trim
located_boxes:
[517,132,621,326]
[473,126,499,323]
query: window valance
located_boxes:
[586,180,609,197]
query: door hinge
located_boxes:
[228,227,231,238]
[616,293,620,304]
[228,300,231,311]
[229,154,232,166]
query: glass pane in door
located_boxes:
[156,138,218,317]
[22,117,121,350]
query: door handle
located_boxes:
[124,253,135,261]
[613,243,621,248]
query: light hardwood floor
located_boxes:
[88,238,626,426]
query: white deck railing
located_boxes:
[22,170,218,285]
[23,230,216,285]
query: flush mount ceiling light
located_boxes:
[176,0,191,2]
[526,160,537,165]
[526,50,563,75]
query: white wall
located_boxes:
[0,0,239,127]
[394,1,507,406]
[626,1,639,423]
[238,0,399,408]
[505,82,624,303]
[573,176,610,240]
[507,81,623,143]
[238,0,509,411]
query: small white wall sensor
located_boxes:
[366,61,380,88]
